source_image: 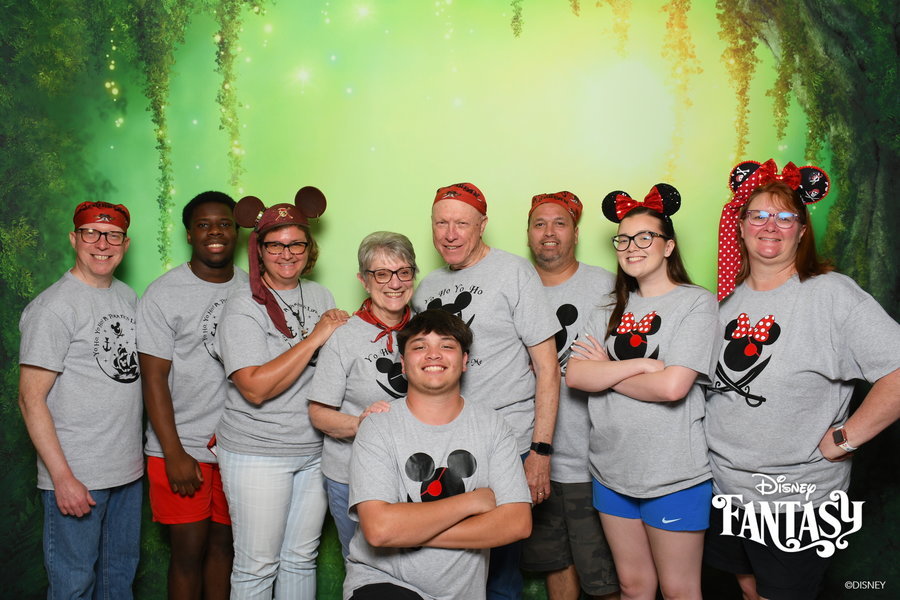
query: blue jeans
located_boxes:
[42,478,142,600]
[219,449,328,600]
[486,452,529,600]
[324,477,356,559]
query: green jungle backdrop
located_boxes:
[1,1,897,598]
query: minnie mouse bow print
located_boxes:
[612,312,661,360]
[711,312,781,407]
[601,183,681,223]
[716,159,830,301]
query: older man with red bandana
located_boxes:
[413,183,560,599]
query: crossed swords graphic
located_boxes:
[711,357,770,407]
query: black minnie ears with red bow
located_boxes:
[728,160,830,205]
[601,183,681,223]
[234,186,327,232]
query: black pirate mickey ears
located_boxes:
[233,186,328,229]
[728,160,830,205]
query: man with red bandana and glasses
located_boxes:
[19,201,143,598]
[413,183,560,599]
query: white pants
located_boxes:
[219,449,327,600]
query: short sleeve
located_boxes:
[348,416,401,517]
[512,265,558,347]
[136,290,175,360]
[19,302,71,373]
[307,333,347,408]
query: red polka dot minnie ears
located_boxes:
[716,159,830,301]
[234,186,327,339]
[601,183,681,223]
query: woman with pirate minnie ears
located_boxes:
[215,187,349,598]
[566,185,719,600]
[704,160,900,600]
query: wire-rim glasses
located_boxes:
[743,210,800,229]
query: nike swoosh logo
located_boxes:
[661,517,682,524]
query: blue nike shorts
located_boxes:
[592,478,712,531]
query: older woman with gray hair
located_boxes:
[308,231,418,557]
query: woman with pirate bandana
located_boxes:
[704,160,900,600]
[308,231,419,559]
[566,185,719,600]
[215,188,349,599]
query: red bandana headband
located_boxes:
[433,182,487,215]
[529,191,583,225]
[601,183,680,224]
[716,159,830,301]
[234,186,327,339]
[73,201,131,232]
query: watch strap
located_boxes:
[530,442,554,456]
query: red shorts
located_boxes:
[147,456,231,525]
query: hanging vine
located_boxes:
[213,0,256,191]
[601,0,632,55]
[510,0,524,37]
[715,0,762,160]
[660,0,702,176]
[132,0,195,267]
[570,0,581,16]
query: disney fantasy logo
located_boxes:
[753,473,817,501]
[713,477,863,558]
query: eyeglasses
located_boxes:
[611,231,670,252]
[262,241,309,255]
[74,228,126,246]
[743,210,800,229]
[365,267,415,284]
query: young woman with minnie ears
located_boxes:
[566,184,719,600]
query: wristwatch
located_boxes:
[530,442,554,456]
[832,425,857,453]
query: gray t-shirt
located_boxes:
[583,284,718,497]
[412,248,558,453]
[543,263,615,484]
[344,398,531,600]
[137,263,248,463]
[19,272,143,490]
[706,273,900,507]
[216,279,334,456]
[307,315,406,483]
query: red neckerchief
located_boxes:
[354,298,411,353]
